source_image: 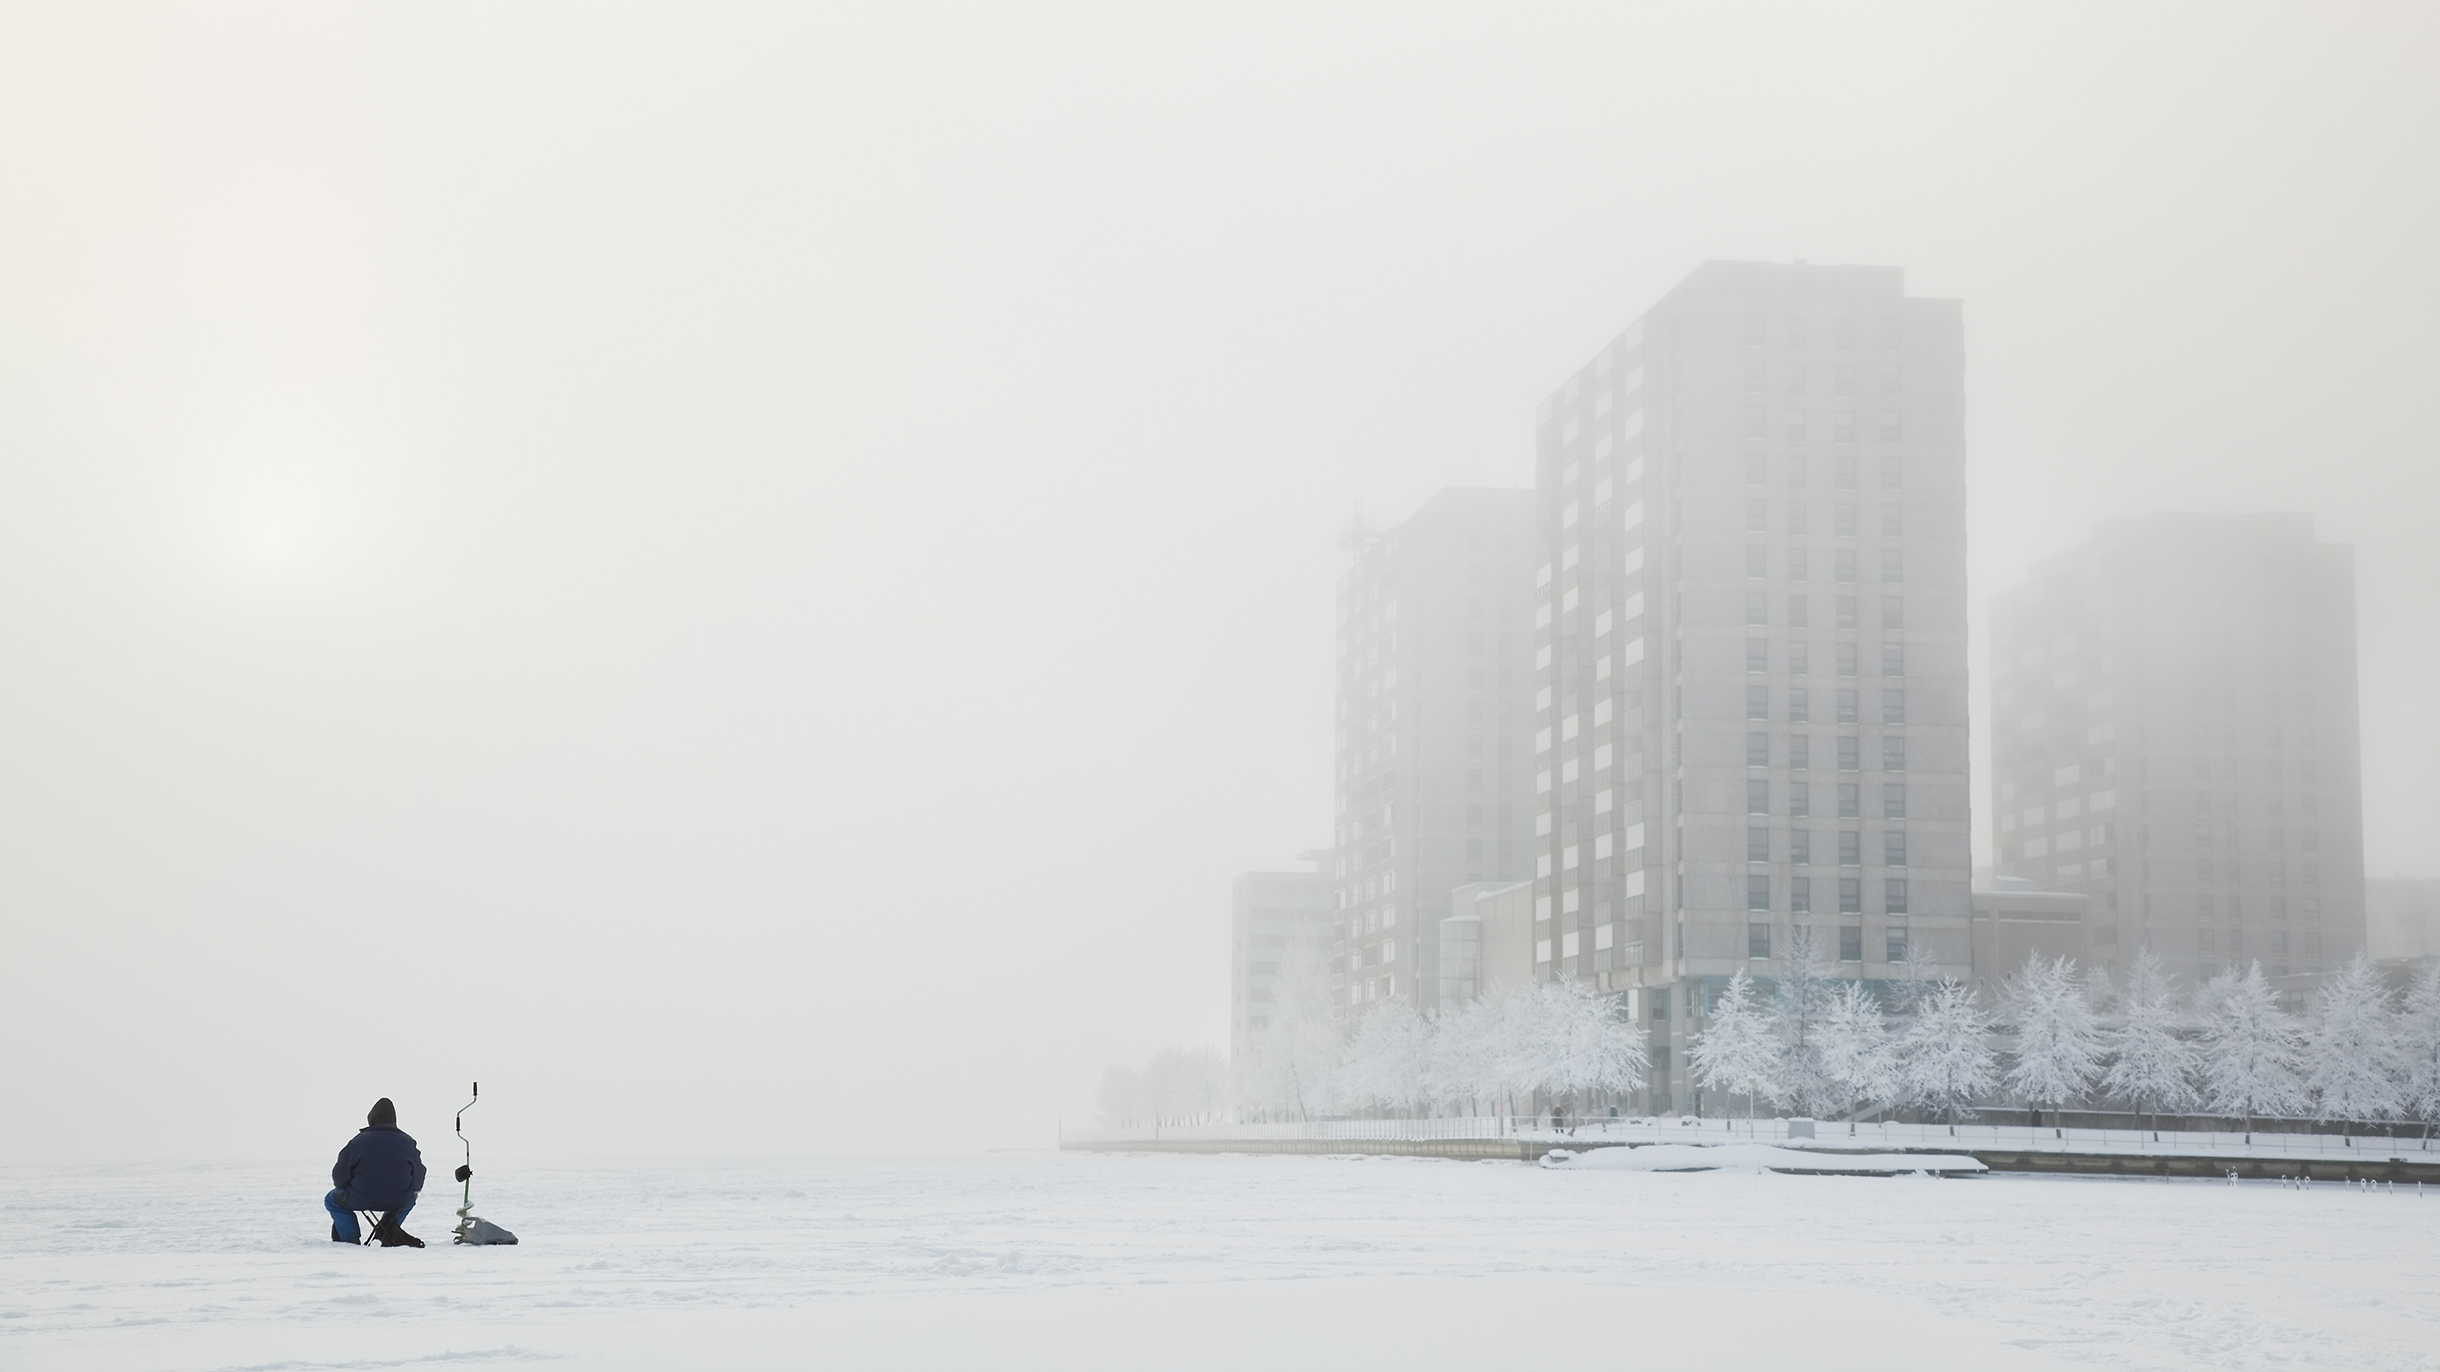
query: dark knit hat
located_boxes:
[368,1097,398,1128]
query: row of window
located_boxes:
[1742,362,1901,401]
[1746,544,1902,581]
[1749,779,1907,817]
[1742,735,1908,771]
[1744,407,1903,445]
[2191,892,2323,919]
[1746,639,1906,675]
[1748,591,1907,631]
[1747,876,1909,916]
[2195,927,2323,958]
[1748,685,1904,724]
[1747,922,1909,962]
[1750,827,1909,866]
[1747,499,1902,536]
[2191,859,2324,885]
[1744,451,1905,491]
[1740,313,1902,350]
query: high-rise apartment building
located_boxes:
[1229,859,1334,1064]
[1534,261,1973,1114]
[1990,513,2366,984]
[1335,488,1538,1014]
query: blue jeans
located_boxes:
[325,1189,415,1242]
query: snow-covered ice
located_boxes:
[4,1151,2435,1371]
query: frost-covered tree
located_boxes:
[1141,1047,1229,1123]
[1886,936,1950,1017]
[1689,970,1781,1129]
[1235,941,1344,1120]
[2401,960,2440,1142]
[1524,979,1648,1111]
[2304,954,2403,1124]
[1816,980,1899,1123]
[1430,983,1537,1117]
[1766,926,1847,1117]
[2101,949,2199,1132]
[2197,962,2306,1135]
[1342,1002,1436,1116]
[1898,978,1998,1126]
[2000,954,2105,1123]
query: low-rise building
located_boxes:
[1230,856,1334,1064]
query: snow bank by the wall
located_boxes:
[1541,1143,1986,1175]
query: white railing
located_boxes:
[1063,1114,2438,1163]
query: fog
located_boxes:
[2,2,2434,1161]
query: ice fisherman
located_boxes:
[325,1097,427,1247]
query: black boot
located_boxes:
[373,1217,425,1248]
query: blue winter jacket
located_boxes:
[332,1126,426,1211]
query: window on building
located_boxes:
[1885,830,1908,866]
[1839,925,1862,961]
[1837,503,1857,536]
[1748,921,1771,957]
[1744,451,1768,485]
[1885,878,1908,913]
[2199,927,2216,953]
[1789,687,1810,723]
[1839,830,1861,865]
[1650,988,1671,1022]
[1787,547,1809,581]
[1883,783,1906,819]
[1747,636,1769,672]
[1790,781,1812,817]
[1747,684,1769,719]
[1744,359,1766,393]
[1882,596,1905,630]
[1748,827,1770,861]
[1881,502,1904,536]
[2196,892,2215,918]
[1747,498,1768,532]
[1784,410,1806,441]
[1792,876,1812,912]
[1789,640,1810,674]
[1747,778,1770,814]
[1882,642,1905,676]
[1837,642,1858,676]
[1788,594,1810,629]
[1836,688,1859,723]
[1882,548,1904,583]
[1837,595,1858,630]
[1788,502,1809,535]
[1747,732,1770,766]
[1792,829,1813,864]
[1881,455,1904,490]
[1886,927,1908,961]
[1746,543,1769,577]
[1744,405,1766,440]
[1883,689,1905,724]
[1835,549,1858,583]
[1839,877,1862,913]
[1835,454,1857,489]
[1838,738,1861,772]
[1746,590,1769,625]
[1883,736,1906,771]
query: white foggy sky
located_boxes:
[2,2,2434,1159]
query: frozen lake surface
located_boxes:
[3,1150,2434,1371]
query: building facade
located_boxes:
[1989,513,2368,984]
[1229,860,1334,1065]
[1533,260,1974,1114]
[1334,488,1538,1015]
